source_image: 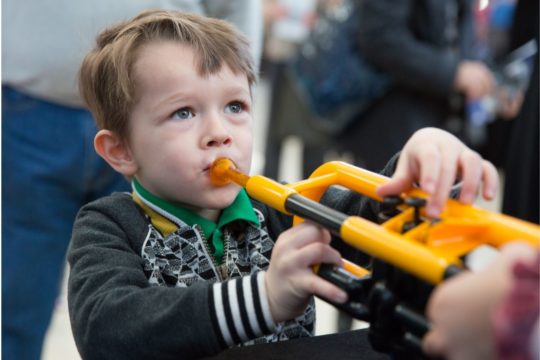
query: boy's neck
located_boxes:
[131,177,259,230]
[195,208,221,223]
[131,177,220,222]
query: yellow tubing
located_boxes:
[210,159,540,284]
[341,216,458,285]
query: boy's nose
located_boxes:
[205,134,232,147]
[202,114,232,148]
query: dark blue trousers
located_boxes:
[2,87,130,360]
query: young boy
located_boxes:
[68,9,499,360]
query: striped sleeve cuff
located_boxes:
[209,272,276,347]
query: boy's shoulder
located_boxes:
[73,192,149,250]
[82,191,136,210]
[77,191,147,228]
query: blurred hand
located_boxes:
[495,87,524,120]
[265,222,347,323]
[422,242,537,360]
[454,61,496,100]
[377,127,498,217]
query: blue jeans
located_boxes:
[2,87,130,360]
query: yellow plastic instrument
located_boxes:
[210,158,540,284]
[210,158,540,357]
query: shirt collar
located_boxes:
[131,177,259,237]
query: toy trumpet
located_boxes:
[210,158,539,282]
[210,158,540,358]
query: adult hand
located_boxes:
[377,127,498,217]
[454,61,496,100]
[495,87,524,119]
[422,242,537,360]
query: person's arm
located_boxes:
[68,195,276,360]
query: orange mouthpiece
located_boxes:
[209,158,250,187]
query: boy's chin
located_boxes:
[209,187,241,209]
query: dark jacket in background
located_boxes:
[502,0,539,223]
[337,0,475,170]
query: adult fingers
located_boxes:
[377,175,411,197]
[377,154,414,197]
[378,143,441,197]
[457,150,483,204]
[417,144,442,195]
[481,160,498,200]
[426,151,457,217]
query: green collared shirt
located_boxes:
[132,178,259,264]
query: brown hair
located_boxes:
[79,9,256,141]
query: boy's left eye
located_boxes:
[225,101,244,114]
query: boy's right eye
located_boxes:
[172,107,195,120]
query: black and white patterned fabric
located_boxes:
[141,208,315,347]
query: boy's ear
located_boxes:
[94,129,138,177]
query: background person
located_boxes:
[423,242,539,360]
[1,2,262,359]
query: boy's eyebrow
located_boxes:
[154,92,192,110]
[154,85,251,110]
[222,85,251,99]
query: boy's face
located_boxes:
[127,41,253,216]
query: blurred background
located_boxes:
[3,0,538,359]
